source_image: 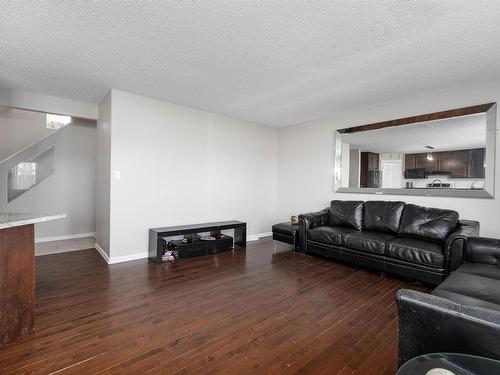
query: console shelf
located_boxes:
[148,220,247,264]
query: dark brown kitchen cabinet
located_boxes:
[404,153,429,170]
[437,151,452,173]
[414,153,428,169]
[468,149,485,178]
[405,154,416,170]
[425,154,438,173]
[360,152,379,188]
[404,148,485,178]
[450,149,485,178]
[450,151,468,178]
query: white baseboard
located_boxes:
[95,242,148,265]
[36,232,95,243]
[94,232,272,265]
[94,243,110,263]
[247,232,272,242]
[107,252,149,264]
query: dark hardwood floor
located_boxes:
[0,237,428,374]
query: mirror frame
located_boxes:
[334,103,497,198]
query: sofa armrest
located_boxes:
[465,237,500,265]
[298,208,329,252]
[396,288,500,367]
[445,220,480,272]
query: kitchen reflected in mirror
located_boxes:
[334,103,497,198]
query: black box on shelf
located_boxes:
[205,235,233,254]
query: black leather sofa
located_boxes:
[397,237,500,366]
[299,200,479,285]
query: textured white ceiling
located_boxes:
[1,1,500,127]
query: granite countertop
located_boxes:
[0,213,66,229]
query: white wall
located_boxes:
[277,81,500,238]
[348,148,360,188]
[101,90,278,260]
[0,120,97,240]
[96,91,112,256]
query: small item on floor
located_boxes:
[200,235,216,241]
[162,250,177,263]
[290,215,298,224]
[181,238,188,244]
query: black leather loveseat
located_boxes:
[397,237,500,366]
[299,200,479,285]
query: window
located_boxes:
[11,162,36,190]
[7,146,54,202]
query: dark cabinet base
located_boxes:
[0,224,35,347]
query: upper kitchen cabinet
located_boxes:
[424,153,438,173]
[450,149,485,178]
[468,148,486,178]
[404,154,416,170]
[404,153,428,170]
[415,153,428,170]
[404,148,485,178]
[450,150,468,178]
[437,151,452,173]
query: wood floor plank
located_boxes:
[0,238,429,374]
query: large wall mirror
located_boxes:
[334,103,497,198]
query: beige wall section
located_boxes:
[277,80,500,238]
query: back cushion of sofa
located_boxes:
[363,201,405,234]
[329,200,364,230]
[398,204,459,243]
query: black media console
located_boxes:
[148,221,247,264]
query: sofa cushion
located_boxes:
[386,237,445,267]
[329,200,364,230]
[343,231,397,255]
[363,201,405,234]
[431,289,500,313]
[308,226,357,246]
[398,204,459,243]
[432,271,500,308]
[455,263,500,281]
[465,237,500,265]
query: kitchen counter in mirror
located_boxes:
[403,187,484,191]
[338,187,493,198]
